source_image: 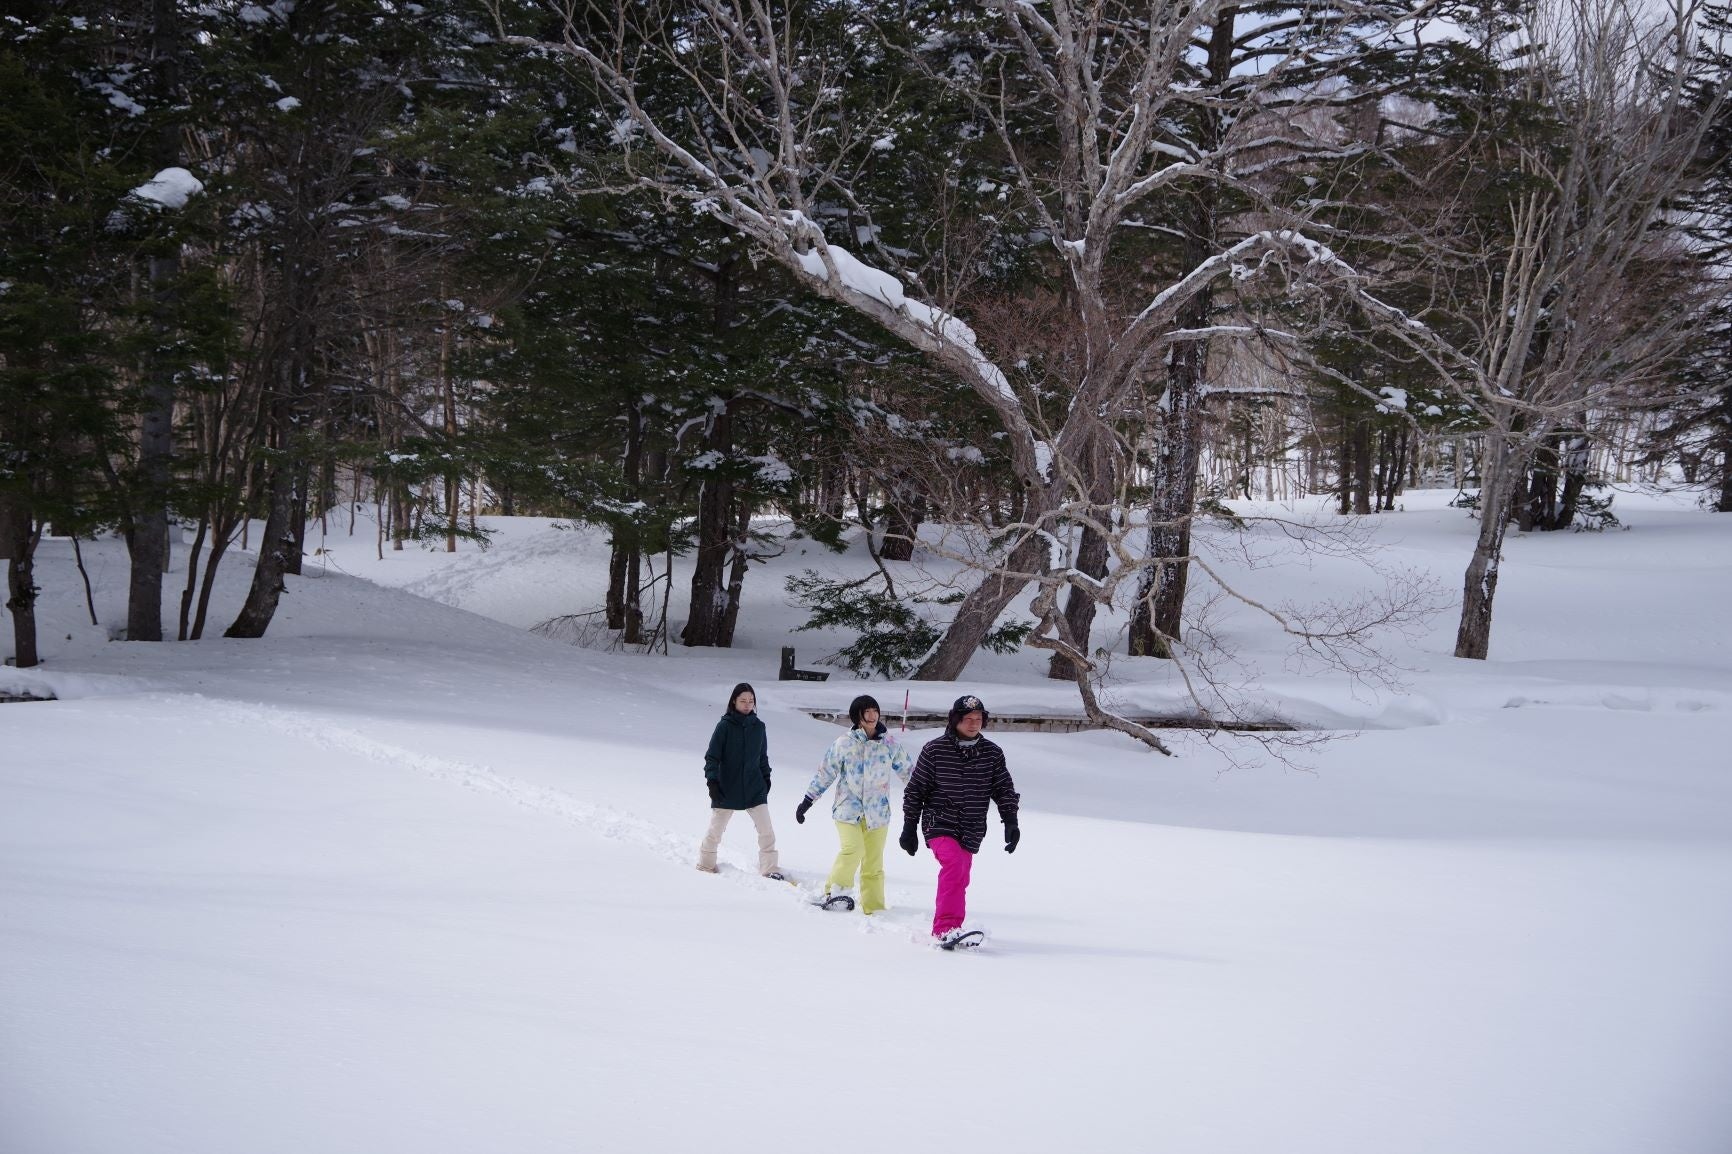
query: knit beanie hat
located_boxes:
[946,693,988,734]
[848,694,882,728]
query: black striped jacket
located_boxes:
[903,733,1019,853]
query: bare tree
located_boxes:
[1362,0,1726,658]
[903,417,1441,753]
[494,0,1437,680]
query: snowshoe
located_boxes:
[818,891,856,912]
[936,928,985,951]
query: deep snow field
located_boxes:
[3,488,1730,1154]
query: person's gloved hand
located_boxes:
[707,780,721,806]
[1004,820,1021,854]
[870,721,887,740]
[795,797,813,824]
[899,820,919,856]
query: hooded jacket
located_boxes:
[903,732,1018,853]
[703,709,772,810]
[804,724,914,830]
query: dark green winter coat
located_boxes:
[704,710,772,810]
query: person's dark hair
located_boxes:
[727,682,757,713]
[848,694,881,729]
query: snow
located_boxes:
[794,242,906,309]
[3,491,1732,1153]
[788,241,1020,411]
[274,96,301,112]
[106,88,145,116]
[749,454,794,485]
[129,166,204,209]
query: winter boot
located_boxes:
[935,927,985,951]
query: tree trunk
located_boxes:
[819,462,845,523]
[442,318,458,553]
[177,516,209,641]
[605,537,629,630]
[879,476,923,562]
[391,482,409,550]
[1337,418,1355,514]
[1717,388,1732,512]
[4,494,42,668]
[1521,437,1559,532]
[1352,419,1373,515]
[621,399,646,643]
[912,533,1043,680]
[128,371,174,640]
[226,327,311,638]
[1548,434,1590,530]
[285,465,309,576]
[718,499,752,647]
[1373,427,1389,513]
[1455,439,1516,659]
[1048,429,1112,681]
[225,451,298,639]
[1383,425,1409,510]
[190,532,232,641]
[682,405,735,648]
[1130,336,1206,658]
[622,546,644,644]
[126,0,184,644]
[683,256,743,648]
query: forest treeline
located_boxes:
[3,0,1729,691]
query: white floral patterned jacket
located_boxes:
[803,725,914,830]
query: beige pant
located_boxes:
[698,804,780,875]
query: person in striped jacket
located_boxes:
[900,694,1021,947]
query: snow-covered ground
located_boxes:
[3,489,1730,1154]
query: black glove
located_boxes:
[1004,820,1021,854]
[795,796,813,824]
[870,721,887,740]
[707,780,721,806]
[899,820,919,856]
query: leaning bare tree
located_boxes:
[494,0,1443,689]
[1365,0,1727,659]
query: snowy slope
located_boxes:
[3,489,1730,1154]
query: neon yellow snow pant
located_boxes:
[826,820,889,914]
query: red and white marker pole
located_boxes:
[902,689,910,732]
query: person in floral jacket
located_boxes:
[795,694,913,913]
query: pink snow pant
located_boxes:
[928,835,973,937]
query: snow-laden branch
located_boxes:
[494,17,1049,493]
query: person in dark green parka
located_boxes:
[696,682,785,879]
